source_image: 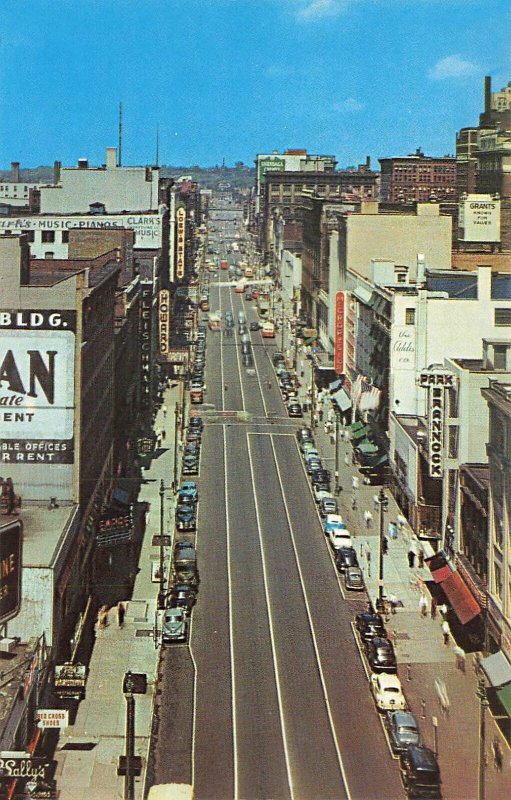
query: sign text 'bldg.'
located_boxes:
[0,310,75,464]
[0,520,22,624]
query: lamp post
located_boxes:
[377,487,389,608]
[173,401,179,492]
[281,301,285,354]
[334,409,341,493]
[476,677,489,800]
[123,670,135,800]
[158,479,166,610]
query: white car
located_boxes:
[370,673,407,712]
[323,514,352,548]
[313,487,334,504]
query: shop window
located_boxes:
[41,230,55,243]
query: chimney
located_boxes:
[53,160,61,184]
[106,147,117,169]
[366,156,370,169]
[484,76,492,115]
[11,162,20,182]
[416,253,426,285]
[77,158,89,169]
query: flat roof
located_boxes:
[15,502,78,568]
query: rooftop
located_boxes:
[15,502,78,568]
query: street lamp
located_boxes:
[123,670,135,800]
[377,487,389,608]
[173,401,179,492]
[334,408,341,493]
[476,677,490,800]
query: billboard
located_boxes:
[258,157,286,185]
[0,520,23,624]
[459,194,501,242]
[176,207,186,279]
[334,292,345,375]
[0,310,75,464]
[0,212,162,250]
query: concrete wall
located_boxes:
[11,567,55,645]
[346,209,452,280]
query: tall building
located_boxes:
[379,149,457,204]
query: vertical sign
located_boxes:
[334,291,345,375]
[140,284,152,405]
[417,371,455,479]
[158,289,170,360]
[0,520,23,624]
[176,207,186,279]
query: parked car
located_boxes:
[162,606,187,644]
[179,481,199,503]
[400,745,441,799]
[287,401,303,418]
[310,469,330,487]
[176,504,196,532]
[182,454,199,475]
[302,444,319,459]
[188,417,203,432]
[319,496,338,518]
[168,583,197,615]
[272,352,285,366]
[385,711,422,755]
[249,321,260,331]
[306,457,322,475]
[356,611,387,642]
[314,488,333,505]
[296,426,313,443]
[335,546,358,573]
[370,672,407,712]
[366,637,397,672]
[344,566,365,591]
[329,527,353,550]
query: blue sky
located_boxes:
[1,0,510,169]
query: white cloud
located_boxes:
[333,97,365,112]
[297,0,348,21]
[428,54,479,80]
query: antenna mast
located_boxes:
[118,101,123,167]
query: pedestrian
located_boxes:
[442,619,450,645]
[363,510,373,529]
[388,521,398,540]
[117,601,126,628]
[419,593,428,617]
[162,404,167,418]
[98,605,109,629]
[493,738,503,771]
[397,513,407,531]
[344,453,350,466]
[407,548,416,568]
[453,644,466,672]
[351,493,358,510]
[351,475,359,491]
[430,596,438,619]
[373,493,379,511]
[387,593,399,614]
[438,603,448,618]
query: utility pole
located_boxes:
[281,301,285,353]
[123,671,135,800]
[158,479,166,610]
[476,678,489,800]
[335,410,340,493]
[173,401,179,491]
[377,487,388,607]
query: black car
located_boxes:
[272,352,285,366]
[169,583,196,615]
[400,746,441,799]
[182,455,199,475]
[184,443,200,458]
[310,468,330,484]
[335,546,358,572]
[366,637,397,672]
[189,416,203,431]
[175,504,196,532]
[249,321,260,331]
[186,429,201,444]
[355,611,387,642]
[287,402,303,418]
[296,426,313,442]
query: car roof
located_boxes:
[390,710,417,726]
[326,514,344,524]
[378,673,401,688]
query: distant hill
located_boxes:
[0,164,255,190]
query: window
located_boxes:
[495,308,511,326]
[494,345,508,370]
[494,561,503,599]
[397,273,407,283]
[41,231,55,243]
[44,251,54,259]
[61,231,69,243]
[405,308,416,325]
[22,229,35,243]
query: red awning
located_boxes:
[430,563,453,584]
[441,570,481,625]
[425,553,453,584]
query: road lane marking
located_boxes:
[246,433,295,800]
[270,435,353,800]
[228,288,246,412]
[224,424,238,798]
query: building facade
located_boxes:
[379,149,457,204]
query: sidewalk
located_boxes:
[54,385,179,800]
[292,341,511,800]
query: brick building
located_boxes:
[379,149,457,204]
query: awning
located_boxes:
[351,421,365,432]
[352,425,370,440]
[329,378,343,393]
[332,388,352,412]
[441,570,481,625]
[353,286,374,306]
[480,651,511,688]
[496,683,511,717]
[425,552,453,584]
[356,440,379,454]
[365,453,388,468]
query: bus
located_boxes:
[261,321,275,338]
[244,266,253,279]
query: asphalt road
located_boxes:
[155,205,404,800]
